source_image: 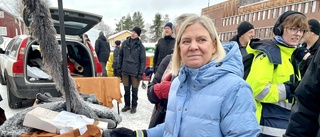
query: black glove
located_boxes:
[102,127,147,137]
[137,73,143,80]
[293,47,309,61]
[284,81,300,95]
[117,69,122,76]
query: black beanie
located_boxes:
[115,40,121,45]
[237,21,254,37]
[132,27,141,36]
[308,19,320,35]
[164,22,173,30]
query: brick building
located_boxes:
[202,0,320,42]
[0,7,24,38]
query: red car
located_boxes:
[0,8,102,108]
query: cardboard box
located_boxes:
[23,107,95,134]
[23,107,61,133]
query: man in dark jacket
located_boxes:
[112,40,121,77]
[296,19,320,77]
[284,33,320,137]
[153,22,175,73]
[229,21,255,56]
[95,31,110,77]
[118,27,146,114]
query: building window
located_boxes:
[226,18,229,26]
[244,14,248,21]
[249,13,252,22]
[233,16,236,25]
[255,29,259,37]
[260,28,265,38]
[270,27,274,37]
[0,11,4,18]
[291,4,295,10]
[253,12,256,21]
[240,15,243,22]
[229,17,232,25]
[305,2,309,13]
[222,19,225,26]
[257,11,261,21]
[312,1,316,12]
[279,7,283,16]
[268,9,271,19]
[0,27,7,35]
[265,28,269,38]
[298,4,302,12]
[262,10,266,20]
[285,6,289,12]
[236,16,239,24]
[273,8,276,18]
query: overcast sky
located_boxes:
[51,0,226,29]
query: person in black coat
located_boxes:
[118,27,146,114]
[153,22,175,73]
[296,19,320,77]
[284,38,320,136]
[112,40,121,77]
[95,31,110,77]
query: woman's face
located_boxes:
[179,22,216,69]
[282,27,305,47]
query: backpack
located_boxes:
[242,38,281,80]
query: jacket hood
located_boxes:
[178,41,243,90]
[98,35,106,41]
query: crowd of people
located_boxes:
[83,10,319,137]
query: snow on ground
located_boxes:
[0,81,154,131]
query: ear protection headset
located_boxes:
[273,11,305,36]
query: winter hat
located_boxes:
[237,21,254,37]
[308,19,320,35]
[131,27,141,36]
[164,22,173,30]
[99,31,104,36]
[115,40,121,45]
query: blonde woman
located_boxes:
[105,14,259,137]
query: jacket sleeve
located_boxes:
[95,39,100,55]
[147,123,164,137]
[139,45,146,74]
[153,43,160,71]
[220,81,260,137]
[147,55,171,104]
[246,53,292,103]
[118,44,123,70]
[285,51,320,137]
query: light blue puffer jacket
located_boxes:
[147,42,260,137]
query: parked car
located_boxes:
[0,7,103,108]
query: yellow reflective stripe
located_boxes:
[255,84,271,101]
[135,130,144,137]
[260,125,286,136]
[277,84,287,101]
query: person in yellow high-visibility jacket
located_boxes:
[246,11,310,137]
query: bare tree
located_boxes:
[94,20,114,38]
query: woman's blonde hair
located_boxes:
[171,15,226,75]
